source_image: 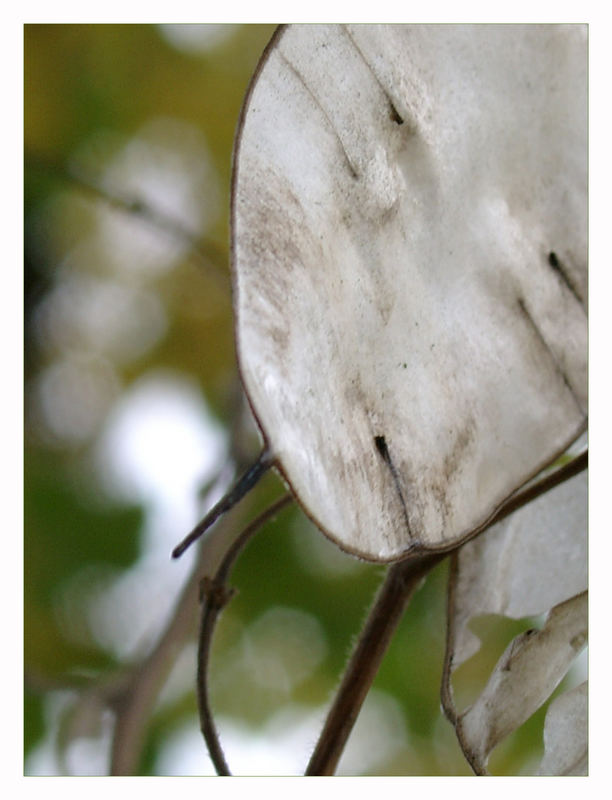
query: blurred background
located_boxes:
[23,23,581,776]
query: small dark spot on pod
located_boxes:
[389,102,404,125]
[374,435,388,457]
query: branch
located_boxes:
[108,389,263,774]
[485,448,587,529]
[305,551,446,775]
[196,493,294,775]
[109,562,201,774]
[107,517,232,776]
[109,492,257,774]
[25,154,230,287]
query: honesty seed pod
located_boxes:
[175,24,587,564]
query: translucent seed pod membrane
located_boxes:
[231,24,587,562]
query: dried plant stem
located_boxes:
[487,448,587,528]
[109,551,204,775]
[305,449,587,776]
[109,427,256,774]
[306,551,446,776]
[109,495,256,775]
[197,493,294,775]
[172,449,275,559]
[109,446,585,776]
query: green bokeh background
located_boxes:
[24,23,558,776]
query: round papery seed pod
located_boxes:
[231,24,587,563]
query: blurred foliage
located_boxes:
[24,23,563,776]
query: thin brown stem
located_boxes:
[440,549,461,727]
[305,551,446,776]
[305,449,588,777]
[26,154,230,286]
[196,493,294,775]
[486,448,587,529]
[109,494,256,774]
[108,418,259,774]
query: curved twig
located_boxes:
[108,398,258,774]
[197,493,294,775]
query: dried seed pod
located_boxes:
[232,24,587,562]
